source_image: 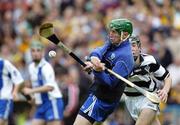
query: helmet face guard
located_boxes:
[129,36,141,61]
[129,36,141,48]
[108,19,133,37]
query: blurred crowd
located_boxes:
[0,0,180,125]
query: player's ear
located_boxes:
[123,32,129,37]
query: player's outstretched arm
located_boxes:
[157,75,172,103]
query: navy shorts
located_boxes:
[79,94,119,123]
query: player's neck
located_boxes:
[135,56,141,66]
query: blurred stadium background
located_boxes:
[0,0,180,125]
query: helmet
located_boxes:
[30,40,44,50]
[129,35,141,47]
[108,19,133,36]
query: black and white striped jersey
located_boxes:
[124,54,170,96]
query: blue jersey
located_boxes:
[89,40,134,103]
[79,40,134,123]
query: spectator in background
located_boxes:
[153,31,173,68]
[23,41,64,125]
[165,28,180,62]
[55,65,79,125]
[164,57,180,125]
[172,0,180,29]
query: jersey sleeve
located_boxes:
[93,60,130,87]
[152,64,170,80]
[5,60,24,85]
[148,57,170,81]
[89,43,110,59]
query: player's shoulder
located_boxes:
[0,59,18,72]
[2,58,9,63]
[28,62,34,68]
[44,62,52,69]
[42,60,53,71]
[3,59,13,67]
[141,53,157,65]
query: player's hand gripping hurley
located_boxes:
[39,23,160,103]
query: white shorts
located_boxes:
[125,95,159,121]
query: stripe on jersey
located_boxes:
[125,92,142,96]
[0,60,4,90]
[125,54,169,96]
[155,71,169,80]
[126,80,151,88]
[154,65,170,80]
[38,67,49,102]
[133,66,149,75]
[149,63,160,72]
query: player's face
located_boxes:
[131,43,140,61]
[108,29,121,45]
[31,48,43,62]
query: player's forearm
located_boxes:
[93,61,129,87]
[31,85,54,94]
[163,76,172,93]
[13,83,24,93]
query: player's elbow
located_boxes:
[104,80,118,88]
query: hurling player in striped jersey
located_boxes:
[124,36,172,125]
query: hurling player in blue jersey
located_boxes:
[73,18,135,125]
